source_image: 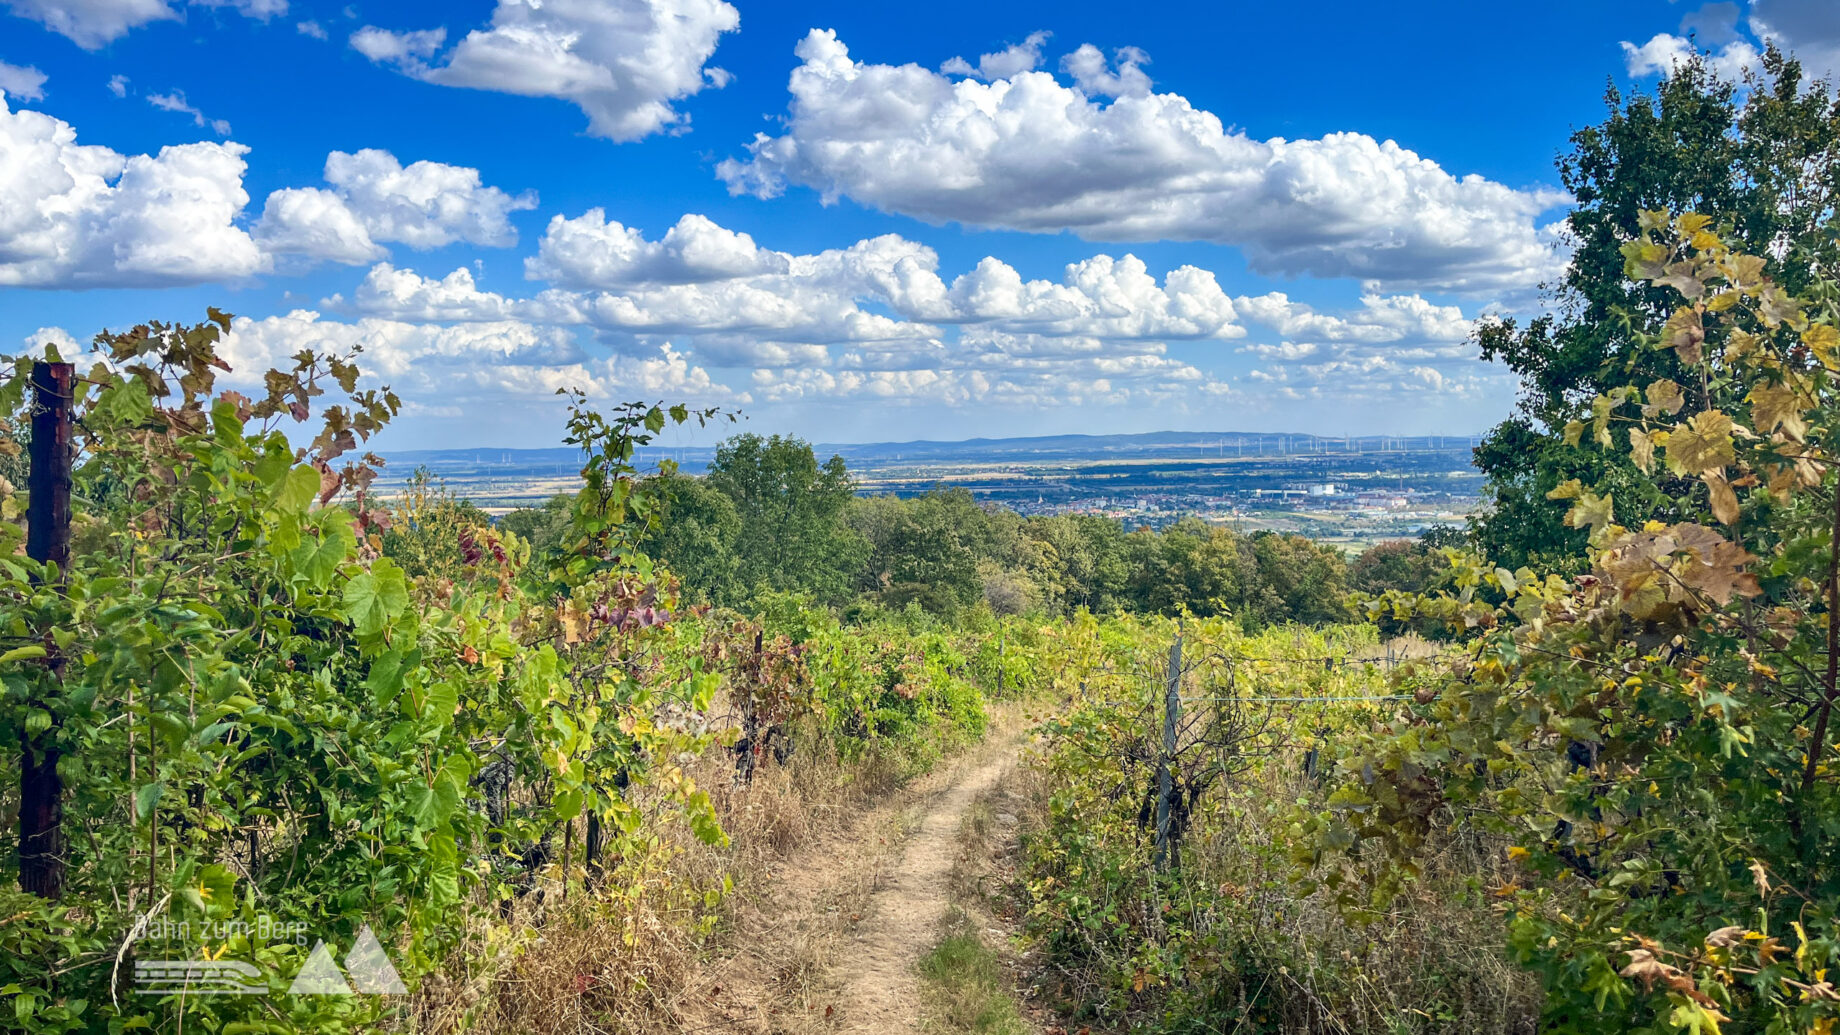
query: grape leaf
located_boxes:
[342,557,409,638]
[1643,379,1685,418]
[1666,410,1735,476]
[1704,471,1739,526]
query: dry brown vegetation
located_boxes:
[1015,695,1542,1033]
[408,708,1035,1035]
[400,727,915,1034]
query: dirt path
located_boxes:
[680,725,1029,1035]
[825,746,1017,1033]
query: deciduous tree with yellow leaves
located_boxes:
[1349,215,1840,1033]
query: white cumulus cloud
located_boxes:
[0,61,47,101]
[1233,291,1474,354]
[1060,43,1151,98]
[254,148,537,265]
[941,31,1050,80]
[22,326,79,352]
[527,210,790,288]
[346,263,514,321]
[0,93,264,287]
[1747,0,1840,81]
[147,90,231,135]
[349,25,444,63]
[511,212,1248,350]
[220,309,742,405]
[717,30,1567,295]
[1622,33,1760,80]
[1624,0,1840,85]
[5,0,284,49]
[351,0,740,142]
[329,211,1493,414]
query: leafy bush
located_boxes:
[1017,619,1533,1034]
[1342,219,1840,1033]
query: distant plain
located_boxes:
[380,430,1482,551]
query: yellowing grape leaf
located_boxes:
[1619,949,1676,991]
[1721,252,1765,292]
[1663,306,1705,362]
[1630,428,1656,473]
[1704,471,1739,526]
[1643,379,1685,418]
[1547,479,1583,501]
[1621,239,1669,281]
[1679,528,1761,606]
[1759,286,1803,329]
[1727,328,1763,359]
[1806,324,1840,371]
[1600,523,1759,619]
[1563,489,1615,535]
[1666,410,1735,475]
[1747,381,1807,442]
[1592,394,1615,446]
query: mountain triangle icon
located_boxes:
[288,940,353,995]
[345,925,408,994]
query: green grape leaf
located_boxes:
[342,558,409,638]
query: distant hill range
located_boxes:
[381,430,1483,478]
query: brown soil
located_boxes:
[677,722,1030,1035]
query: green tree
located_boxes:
[1025,513,1131,614]
[1348,538,1447,597]
[706,433,866,604]
[1473,50,1840,568]
[850,488,987,617]
[643,471,741,605]
[1120,517,1246,618]
[1245,532,1351,626]
[497,491,572,556]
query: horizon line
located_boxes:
[379,428,1491,456]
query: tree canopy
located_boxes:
[1472,50,1840,569]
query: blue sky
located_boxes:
[2,0,1834,450]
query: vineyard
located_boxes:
[7,56,1840,1035]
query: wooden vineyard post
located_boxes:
[20,361,73,899]
[996,629,1004,697]
[1154,626,1182,871]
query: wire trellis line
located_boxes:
[1179,693,1416,703]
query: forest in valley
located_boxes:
[5,49,1840,1035]
[484,437,1378,627]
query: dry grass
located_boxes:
[1013,743,1542,1035]
[413,721,927,1035]
[403,819,722,1034]
[1177,775,1542,1033]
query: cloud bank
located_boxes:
[718,30,1568,295]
